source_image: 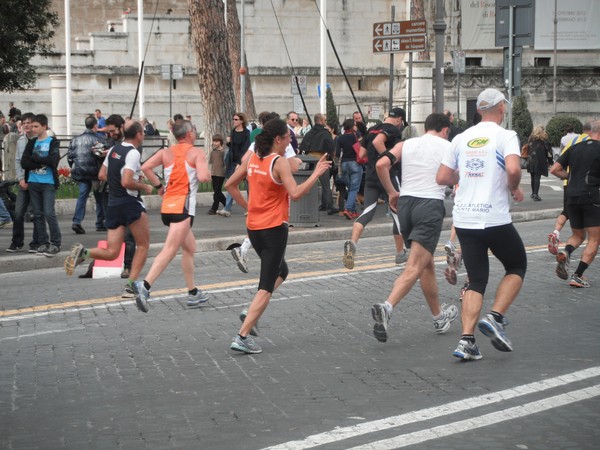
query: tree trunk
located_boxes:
[411,0,430,61]
[226,0,256,118]
[187,0,236,142]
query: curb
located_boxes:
[0,208,561,275]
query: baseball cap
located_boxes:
[388,107,406,120]
[476,88,510,111]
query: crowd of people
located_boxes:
[2,90,598,361]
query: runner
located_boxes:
[132,119,212,312]
[225,118,331,354]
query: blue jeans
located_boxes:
[11,188,44,248]
[224,192,233,212]
[0,197,11,222]
[73,180,106,228]
[341,161,363,212]
[28,182,62,247]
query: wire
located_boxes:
[269,0,312,127]
[130,0,161,119]
[312,1,366,125]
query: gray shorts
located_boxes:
[397,196,445,254]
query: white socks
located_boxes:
[240,237,252,255]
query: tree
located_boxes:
[0,0,59,92]
[226,1,256,118]
[546,115,583,147]
[325,87,339,130]
[511,96,533,146]
[188,0,237,143]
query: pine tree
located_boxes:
[512,96,533,145]
[325,87,339,130]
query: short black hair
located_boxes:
[106,114,125,128]
[32,114,48,127]
[424,113,451,132]
[173,113,184,121]
[212,134,224,145]
[21,112,35,122]
[85,115,97,130]
[123,121,143,139]
[342,118,355,131]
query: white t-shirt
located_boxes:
[560,132,578,150]
[400,133,450,200]
[440,121,520,229]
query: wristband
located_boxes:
[154,183,163,189]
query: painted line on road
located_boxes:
[263,366,600,450]
[0,327,85,341]
[347,384,600,449]
[0,244,548,322]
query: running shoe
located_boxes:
[477,313,513,352]
[6,244,23,253]
[121,285,135,298]
[187,289,209,307]
[230,334,262,354]
[231,247,249,273]
[569,274,590,288]
[453,339,483,361]
[35,244,49,256]
[371,303,391,342]
[459,280,469,302]
[433,303,459,333]
[132,281,150,313]
[239,308,259,336]
[444,266,458,285]
[64,243,86,276]
[343,240,356,269]
[395,249,408,265]
[43,244,60,257]
[555,250,570,280]
[445,243,462,270]
[547,232,559,255]
[444,240,456,256]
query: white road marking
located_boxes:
[264,367,600,450]
[0,327,85,341]
[348,384,600,449]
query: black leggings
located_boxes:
[248,224,289,293]
[455,223,527,296]
[211,176,227,211]
[530,173,541,196]
[356,179,400,235]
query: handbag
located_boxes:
[352,133,368,165]
[520,156,529,170]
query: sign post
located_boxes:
[161,64,184,119]
[452,50,465,120]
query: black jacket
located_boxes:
[298,123,334,157]
[21,136,61,189]
[68,129,104,181]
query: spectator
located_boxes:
[208,134,227,215]
[526,125,553,201]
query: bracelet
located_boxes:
[154,183,163,189]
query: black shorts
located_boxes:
[106,197,146,230]
[397,196,445,254]
[161,213,194,227]
[567,202,600,229]
[248,224,289,293]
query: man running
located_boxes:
[132,119,211,311]
[371,113,458,343]
[64,121,152,294]
[436,88,527,361]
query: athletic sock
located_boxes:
[238,334,247,340]
[383,301,393,315]
[461,334,475,344]
[565,244,575,256]
[240,237,252,255]
[574,262,589,278]
[433,311,444,321]
[553,230,560,239]
[83,249,90,258]
[189,287,198,296]
[143,280,151,291]
[490,311,505,324]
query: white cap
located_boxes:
[476,88,510,111]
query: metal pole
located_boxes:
[388,6,395,111]
[408,53,413,125]
[320,0,326,113]
[64,0,72,135]
[137,0,144,119]
[433,0,446,113]
[508,5,514,129]
[457,73,460,121]
[240,0,246,113]
[553,0,557,114]
[169,65,173,119]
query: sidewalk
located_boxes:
[0,190,562,274]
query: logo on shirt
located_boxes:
[111,152,122,160]
[467,138,490,148]
[466,158,484,171]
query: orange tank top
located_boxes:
[161,143,194,215]
[246,152,289,230]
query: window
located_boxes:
[535,57,551,67]
[465,57,482,67]
[108,78,112,90]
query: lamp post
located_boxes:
[433,0,446,113]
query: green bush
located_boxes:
[325,87,339,130]
[511,96,533,146]
[546,115,583,147]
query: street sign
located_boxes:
[373,35,426,54]
[161,64,184,80]
[495,0,535,47]
[452,50,466,74]
[373,20,426,37]
[372,20,427,54]
[291,75,307,95]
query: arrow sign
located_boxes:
[374,23,383,36]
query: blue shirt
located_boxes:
[96,116,106,138]
[28,137,55,185]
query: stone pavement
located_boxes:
[0,175,564,274]
[0,218,598,449]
